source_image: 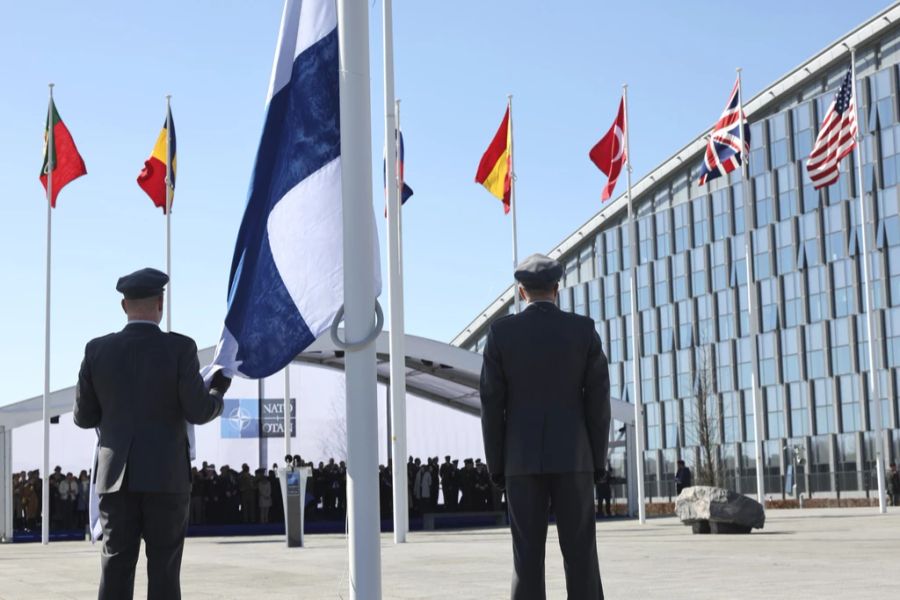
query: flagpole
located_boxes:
[849,48,888,514]
[165,95,173,332]
[283,366,292,458]
[508,95,520,313]
[736,68,767,505]
[622,85,646,524]
[337,0,382,596]
[41,83,54,546]
[382,0,409,544]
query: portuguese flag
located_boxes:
[474,106,512,214]
[137,106,177,213]
[40,99,87,208]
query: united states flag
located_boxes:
[698,77,750,186]
[807,69,857,189]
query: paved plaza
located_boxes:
[0,507,898,599]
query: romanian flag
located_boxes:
[137,106,177,213]
[475,107,511,213]
[39,99,86,208]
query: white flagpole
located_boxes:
[508,95,521,313]
[736,68,767,505]
[382,0,408,543]
[849,48,888,513]
[622,85,646,524]
[165,95,173,332]
[337,0,382,596]
[283,366,292,458]
[41,83,55,545]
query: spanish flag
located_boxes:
[475,107,511,214]
[137,106,176,213]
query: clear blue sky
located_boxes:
[0,0,891,406]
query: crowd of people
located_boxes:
[11,468,91,532]
[10,454,511,532]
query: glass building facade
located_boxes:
[456,11,900,499]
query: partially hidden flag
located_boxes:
[698,77,750,186]
[384,129,414,217]
[807,69,857,190]
[589,96,627,201]
[208,0,380,379]
[137,106,177,213]
[475,107,511,213]
[40,99,86,208]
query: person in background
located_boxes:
[413,462,432,513]
[474,460,491,509]
[22,482,39,531]
[440,456,457,511]
[379,465,393,518]
[49,466,64,530]
[458,459,476,510]
[257,469,272,524]
[203,465,219,524]
[337,461,347,514]
[888,462,900,507]
[238,464,257,524]
[675,460,693,495]
[57,472,76,530]
[268,469,284,524]
[12,474,24,531]
[76,470,90,530]
[189,468,205,526]
[595,468,612,517]
[429,457,440,509]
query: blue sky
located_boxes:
[0,0,891,406]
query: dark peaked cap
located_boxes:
[116,267,169,299]
[514,253,563,288]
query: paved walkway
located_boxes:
[1,507,898,599]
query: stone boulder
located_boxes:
[674,486,765,534]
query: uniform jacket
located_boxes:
[74,322,224,495]
[480,302,611,476]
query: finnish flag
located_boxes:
[211,0,381,379]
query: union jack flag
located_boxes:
[806,69,857,190]
[698,77,750,186]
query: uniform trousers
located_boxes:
[97,488,190,600]
[506,472,603,600]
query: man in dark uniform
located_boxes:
[480,254,611,600]
[458,458,476,510]
[74,268,230,600]
[675,460,693,495]
[440,455,457,510]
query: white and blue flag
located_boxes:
[211,0,380,379]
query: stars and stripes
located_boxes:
[697,77,750,186]
[806,69,858,189]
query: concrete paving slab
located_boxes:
[0,507,898,599]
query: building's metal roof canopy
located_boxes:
[0,331,634,430]
[296,330,483,416]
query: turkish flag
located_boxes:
[589,96,627,201]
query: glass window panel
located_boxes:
[691,248,708,296]
[813,378,835,434]
[692,196,709,247]
[789,382,810,437]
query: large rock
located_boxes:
[674,486,765,534]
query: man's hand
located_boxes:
[594,469,606,484]
[490,473,505,491]
[210,370,232,396]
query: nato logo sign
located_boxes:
[221,398,296,439]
